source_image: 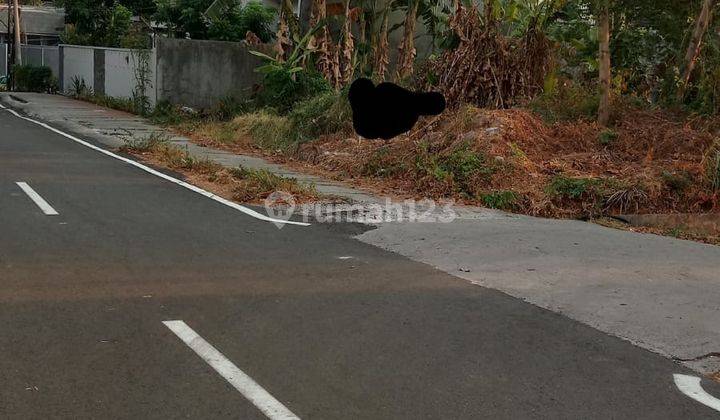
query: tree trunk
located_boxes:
[396,0,419,81]
[598,2,611,127]
[678,0,717,100]
[13,0,22,65]
[374,5,390,80]
[309,0,335,86]
[340,0,355,85]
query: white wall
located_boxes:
[104,49,135,99]
[119,48,156,106]
[62,46,94,93]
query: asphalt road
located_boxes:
[1,106,719,419]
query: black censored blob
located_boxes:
[349,78,446,140]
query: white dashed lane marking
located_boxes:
[16,182,59,216]
[163,320,301,420]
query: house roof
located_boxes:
[0,6,65,36]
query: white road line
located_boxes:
[16,182,59,215]
[673,374,720,412]
[163,320,301,420]
[1,107,309,227]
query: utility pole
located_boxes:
[12,0,21,65]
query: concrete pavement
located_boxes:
[358,215,720,375]
[3,97,720,417]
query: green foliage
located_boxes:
[251,24,331,113]
[289,90,352,141]
[481,190,520,210]
[119,132,169,153]
[154,0,274,42]
[415,142,494,197]
[232,110,295,152]
[362,147,408,177]
[530,82,599,122]
[598,129,618,146]
[254,69,331,114]
[208,95,253,121]
[661,170,693,194]
[12,65,57,93]
[154,0,213,39]
[208,1,277,43]
[547,176,600,199]
[59,1,134,47]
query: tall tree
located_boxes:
[678,0,718,100]
[597,0,611,126]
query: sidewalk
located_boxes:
[3,92,719,376]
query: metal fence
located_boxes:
[0,44,60,79]
[0,43,7,78]
[21,45,60,77]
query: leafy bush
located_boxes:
[415,142,494,197]
[530,81,599,123]
[481,191,519,210]
[208,1,277,43]
[547,176,600,199]
[255,68,331,114]
[208,95,252,121]
[12,65,57,93]
[598,129,618,146]
[289,90,352,141]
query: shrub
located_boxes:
[231,110,294,152]
[481,191,519,210]
[598,129,618,146]
[208,95,252,121]
[289,90,352,141]
[530,82,599,123]
[415,142,494,197]
[119,132,169,153]
[229,166,317,201]
[547,176,601,199]
[12,65,57,93]
[661,170,693,194]
[254,68,331,114]
[705,140,720,193]
[207,1,277,43]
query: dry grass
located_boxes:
[119,135,318,204]
[710,371,720,383]
[297,105,719,218]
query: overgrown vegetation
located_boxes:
[54,0,720,228]
[119,133,317,203]
[11,65,57,93]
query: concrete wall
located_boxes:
[103,48,157,105]
[59,45,155,105]
[61,45,95,93]
[155,38,264,109]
